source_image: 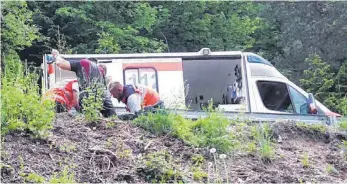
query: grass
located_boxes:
[133,106,236,153]
[139,150,183,183]
[49,166,76,183]
[326,164,339,175]
[249,123,275,162]
[133,100,276,162]
[296,122,327,133]
[338,121,347,131]
[301,152,310,168]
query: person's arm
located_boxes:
[51,49,71,70]
[52,49,80,72]
[71,82,80,111]
[126,94,142,114]
[56,56,72,71]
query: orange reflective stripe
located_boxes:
[142,88,160,107]
[44,88,72,110]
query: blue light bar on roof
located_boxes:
[247,55,273,66]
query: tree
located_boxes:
[149,1,263,52]
[300,54,347,115]
[1,1,40,55]
[259,2,347,82]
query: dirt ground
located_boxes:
[1,113,347,183]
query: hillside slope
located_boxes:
[1,113,347,183]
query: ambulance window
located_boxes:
[124,67,159,92]
[288,85,308,114]
[257,81,294,113]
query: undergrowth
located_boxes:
[1,54,55,138]
[134,100,275,159]
[133,100,236,153]
[338,121,347,131]
[296,122,327,133]
[138,150,183,183]
[249,123,275,162]
[81,81,105,123]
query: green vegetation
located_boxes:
[300,54,347,115]
[250,123,275,162]
[296,122,327,133]
[26,173,46,183]
[1,58,55,138]
[192,167,208,181]
[1,1,345,115]
[49,166,76,183]
[1,1,55,139]
[80,82,105,123]
[139,150,183,183]
[301,152,310,168]
[134,104,236,153]
[338,121,347,131]
[326,164,339,175]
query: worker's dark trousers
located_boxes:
[78,89,116,118]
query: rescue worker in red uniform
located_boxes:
[43,79,79,113]
[109,81,163,118]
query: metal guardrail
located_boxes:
[115,107,346,126]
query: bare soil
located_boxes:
[1,114,347,183]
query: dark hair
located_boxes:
[87,57,98,63]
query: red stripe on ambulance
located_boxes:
[122,62,182,71]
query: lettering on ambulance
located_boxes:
[124,67,158,92]
[122,61,183,94]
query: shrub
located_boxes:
[81,82,105,123]
[191,111,234,153]
[1,55,55,138]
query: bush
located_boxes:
[1,54,55,138]
[80,82,105,123]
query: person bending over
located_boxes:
[48,49,115,117]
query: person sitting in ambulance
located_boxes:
[108,81,163,116]
[43,79,79,114]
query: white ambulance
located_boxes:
[42,48,342,118]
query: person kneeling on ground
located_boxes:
[108,81,164,120]
[49,49,116,118]
[43,79,79,114]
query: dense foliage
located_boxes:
[1,1,347,115]
[1,1,55,138]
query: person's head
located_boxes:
[109,81,124,101]
[97,63,107,75]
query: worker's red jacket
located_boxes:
[44,80,78,110]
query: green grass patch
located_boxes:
[338,121,347,131]
[134,108,236,153]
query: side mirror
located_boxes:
[307,93,318,115]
